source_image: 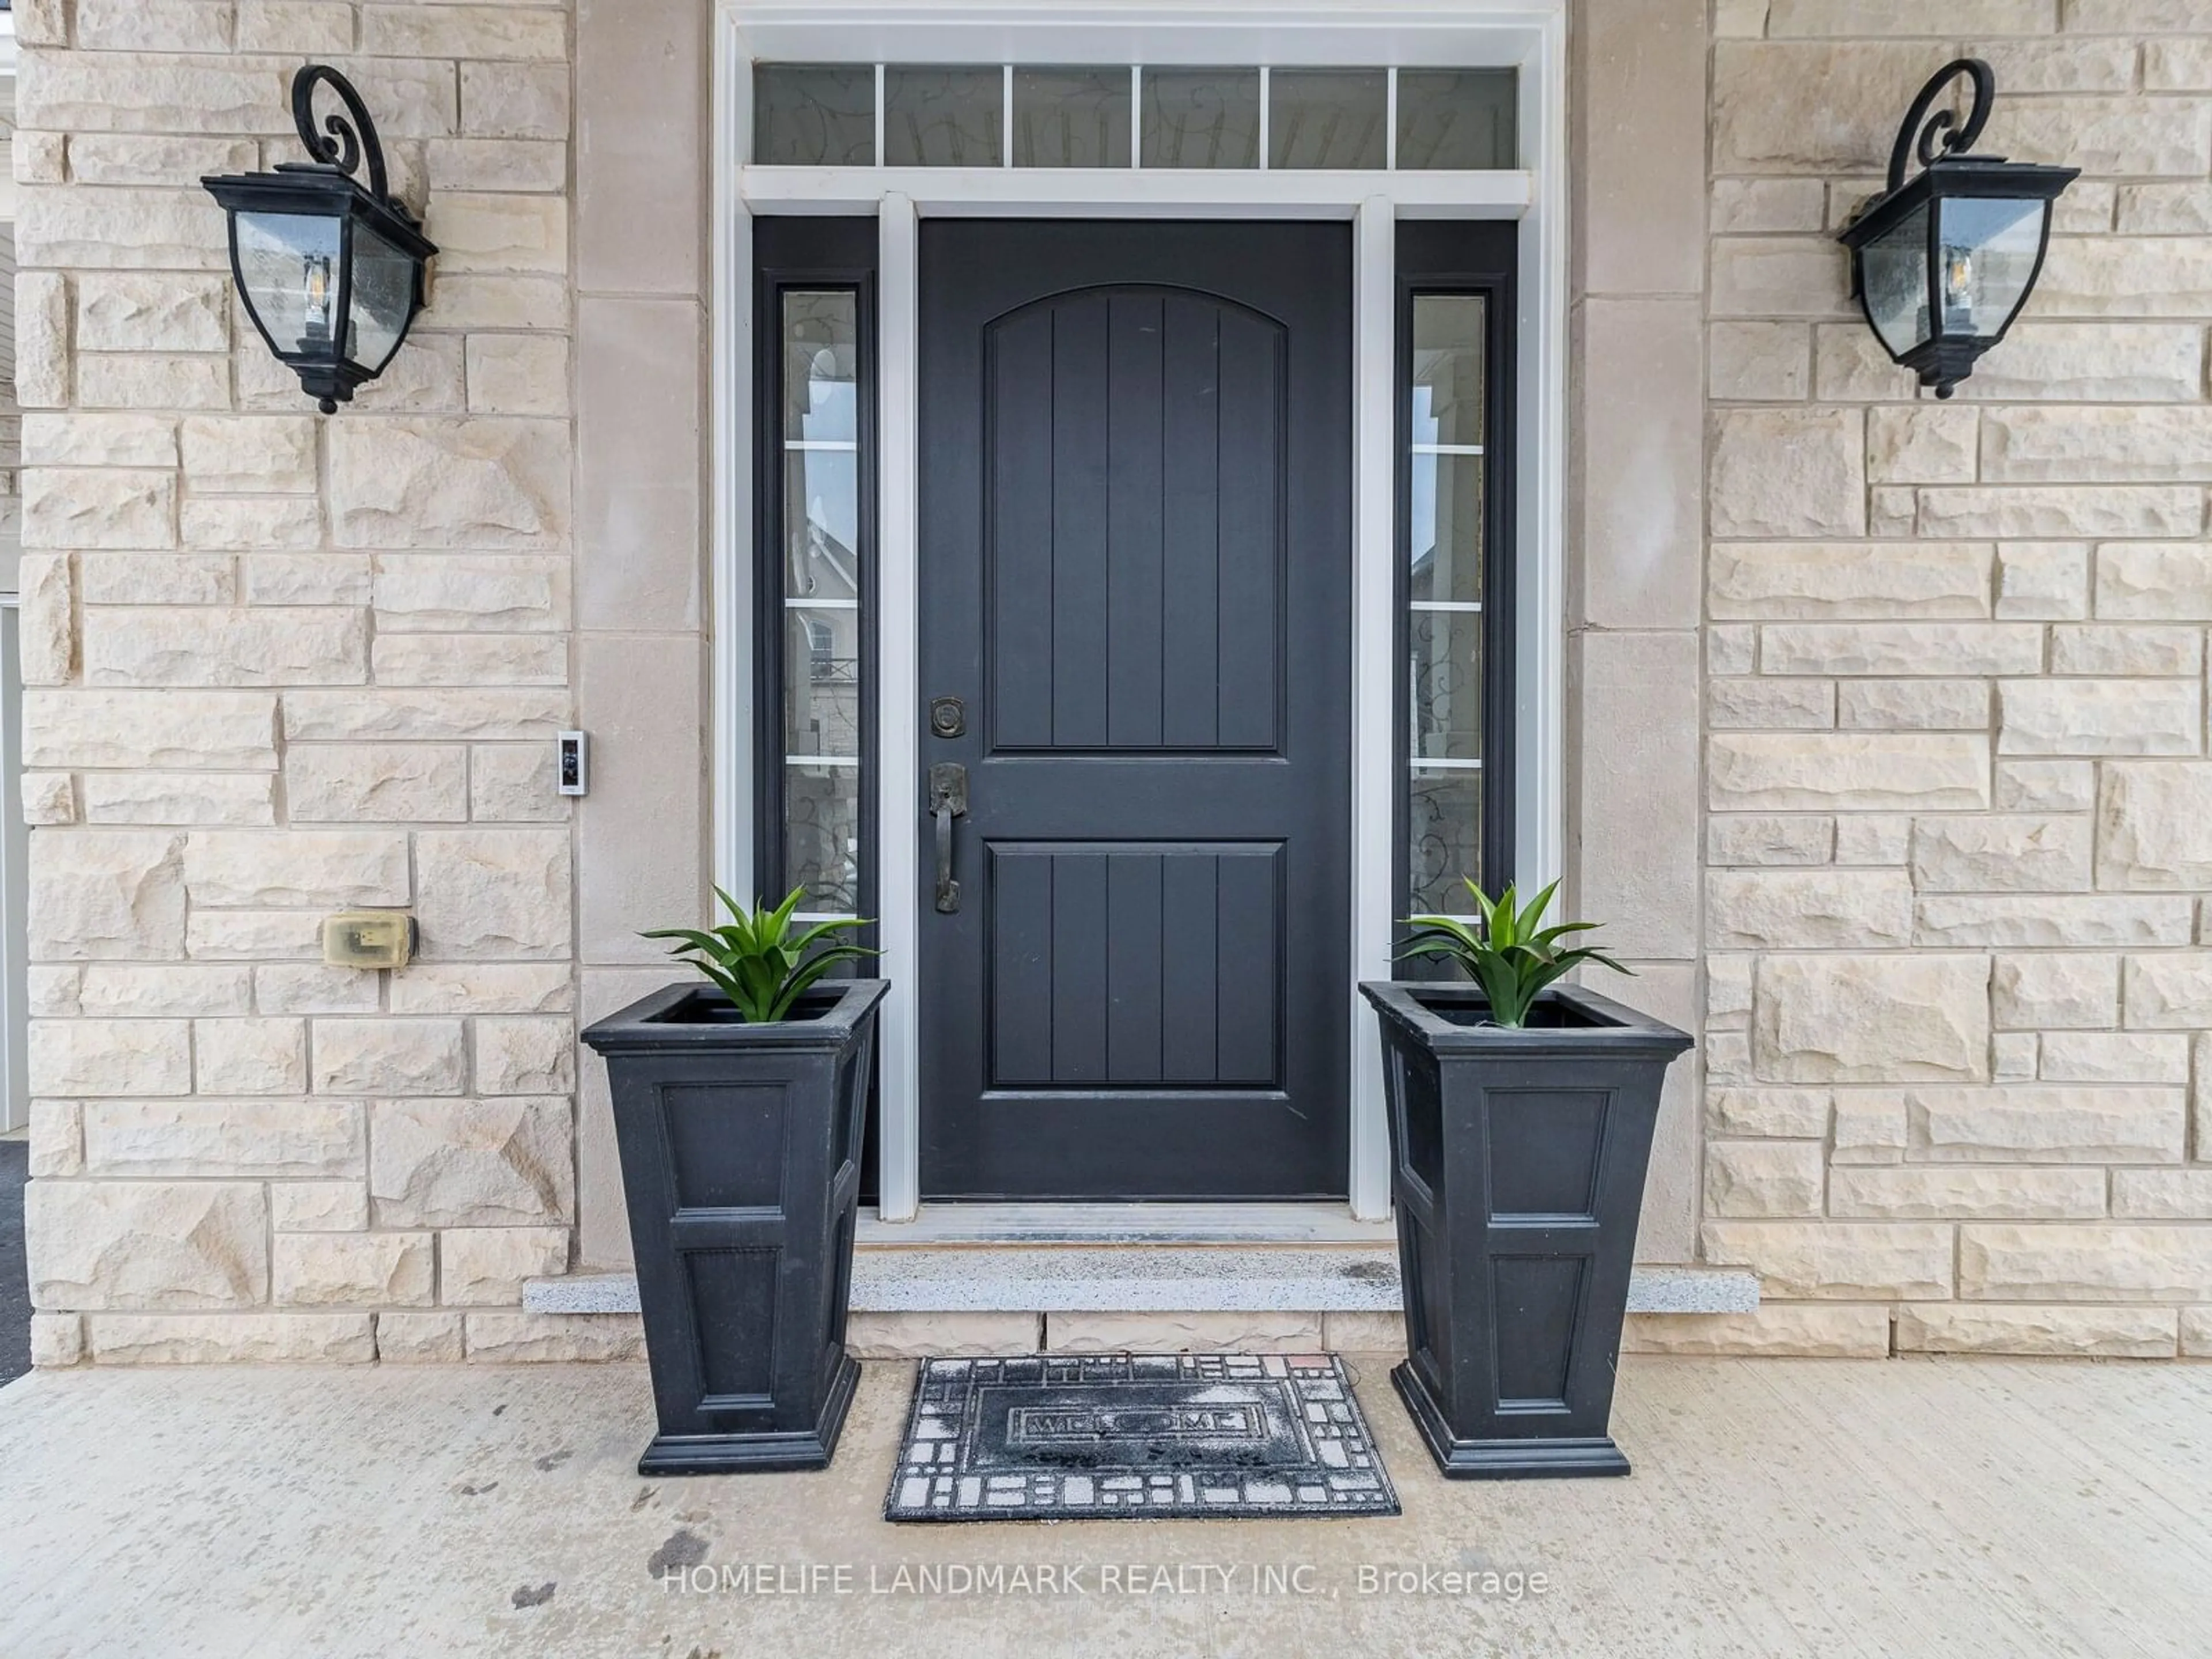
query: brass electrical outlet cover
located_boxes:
[322,910,417,971]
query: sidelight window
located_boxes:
[756,223,877,923]
[1398,228,1515,926]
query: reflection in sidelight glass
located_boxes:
[1409,770,1483,917]
[1269,69,1388,170]
[781,291,864,912]
[1395,69,1517,170]
[885,66,1004,167]
[1411,612,1483,763]
[754,64,877,166]
[1407,293,1487,915]
[1014,67,1132,167]
[1141,69,1261,169]
[1410,295,1486,607]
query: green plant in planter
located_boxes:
[643,887,877,1023]
[1399,878,1631,1028]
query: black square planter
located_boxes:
[582,978,886,1475]
[1359,980,1692,1479]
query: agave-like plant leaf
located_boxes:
[639,885,880,1024]
[1397,876,1632,1029]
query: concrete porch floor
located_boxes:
[1,1356,2205,1658]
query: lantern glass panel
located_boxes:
[1859,203,1930,359]
[234,210,345,359]
[348,221,416,373]
[1935,194,2047,341]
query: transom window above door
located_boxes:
[752,63,1517,171]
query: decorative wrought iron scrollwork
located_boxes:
[1885,57,1995,194]
[290,64,392,204]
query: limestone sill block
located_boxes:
[523,1253,1759,1317]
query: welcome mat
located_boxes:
[882,1354,1399,1521]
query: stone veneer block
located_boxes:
[270,1181,371,1233]
[1998,680,2203,757]
[1915,895,2194,948]
[376,1311,467,1364]
[1710,408,1866,537]
[846,1312,1045,1359]
[2098,763,2212,888]
[1708,1087,1832,1139]
[29,1018,191,1096]
[272,1233,436,1308]
[463,1312,645,1362]
[413,830,572,960]
[369,1097,575,1228]
[85,1313,377,1365]
[29,1099,85,1179]
[83,1097,359,1177]
[439,1227,570,1307]
[328,419,570,551]
[1702,1222,1956,1301]
[2110,1169,2212,1220]
[183,831,410,908]
[1909,816,2093,893]
[1960,1225,2212,1302]
[1622,1305,1891,1359]
[1709,734,1990,811]
[474,1017,576,1096]
[1705,1140,1826,1218]
[312,1018,467,1097]
[27,1181,268,1309]
[1828,1166,2109,1220]
[1991,954,2120,1029]
[1707,868,1913,949]
[1897,1085,2184,1162]
[28,830,187,961]
[1709,541,1991,619]
[31,1313,86,1369]
[1895,1305,2177,1359]
[1753,955,1990,1083]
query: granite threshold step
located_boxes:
[524,1245,1759,1317]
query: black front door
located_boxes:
[918,221,1353,1200]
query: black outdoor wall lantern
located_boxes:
[202,65,437,414]
[1839,59,2077,399]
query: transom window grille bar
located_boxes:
[753,63,1516,171]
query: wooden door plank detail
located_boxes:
[987,286,1283,756]
[1160,294,1224,751]
[987,843,1281,1090]
[990,305,1056,751]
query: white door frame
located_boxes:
[714,2,1568,1225]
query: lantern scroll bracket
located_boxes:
[1886,58,1997,194]
[290,64,393,206]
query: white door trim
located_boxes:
[714,1,1568,1228]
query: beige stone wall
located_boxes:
[9,0,678,1366]
[1691,1,2212,1359]
[21,0,2212,1366]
